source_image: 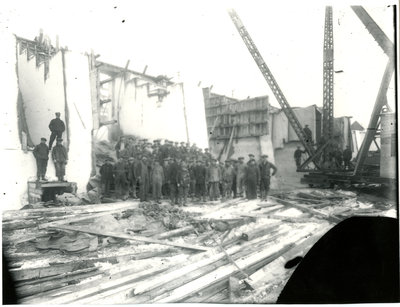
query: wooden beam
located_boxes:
[48,224,210,252]
[2,202,140,221]
[269,196,341,223]
[155,242,293,303]
[37,265,169,304]
[39,204,139,229]
[153,225,195,240]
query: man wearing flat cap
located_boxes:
[48,112,65,150]
[51,138,68,182]
[259,154,277,201]
[236,157,246,197]
[33,137,49,181]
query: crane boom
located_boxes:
[322,6,334,141]
[227,9,317,162]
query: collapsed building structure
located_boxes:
[1,31,208,210]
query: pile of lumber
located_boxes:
[3,188,392,304]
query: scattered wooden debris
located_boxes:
[3,187,391,304]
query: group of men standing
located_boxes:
[33,112,68,182]
[100,136,278,204]
[293,145,353,170]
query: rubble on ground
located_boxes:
[2,188,396,304]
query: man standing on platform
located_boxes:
[51,138,68,182]
[259,154,277,201]
[33,137,49,181]
[48,112,65,150]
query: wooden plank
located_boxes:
[48,224,211,252]
[38,265,169,304]
[2,201,139,221]
[172,243,295,304]
[15,268,101,298]
[21,257,172,304]
[270,196,341,223]
[124,229,289,303]
[153,225,195,240]
[39,203,139,229]
[15,267,98,287]
[10,262,93,281]
[101,230,289,304]
[154,240,291,303]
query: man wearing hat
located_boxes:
[127,157,137,198]
[168,157,183,205]
[100,158,114,197]
[135,155,150,202]
[48,112,65,150]
[151,160,164,204]
[33,137,49,181]
[294,146,306,170]
[236,157,246,197]
[206,158,222,201]
[194,159,207,201]
[303,124,313,145]
[51,138,68,182]
[114,157,128,200]
[259,154,277,201]
[245,157,260,200]
[343,145,352,170]
[222,160,235,200]
[162,157,171,198]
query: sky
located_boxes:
[1,0,397,129]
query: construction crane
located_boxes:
[227,9,319,168]
[350,6,395,176]
[298,6,335,171]
[322,6,334,145]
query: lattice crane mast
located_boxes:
[227,9,318,166]
[322,6,334,142]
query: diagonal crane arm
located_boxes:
[351,6,394,60]
[351,6,395,175]
[227,9,318,167]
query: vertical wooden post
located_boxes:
[180,83,190,143]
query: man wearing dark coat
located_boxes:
[259,154,277,201]
[51,138,68,182]
[303,124,313,145]
[136,156,150,202]
[100,158,114,197]
[48,112,66,150]
[151,161,164,204]
[245,157,260,200]
[193,160,207,201]
[294,146,306,169]
[33,137,49,181]
[206,158,221,201]
[127,157,137,198]
[168,157,182,205]
[343,146,352,170]
[114,158,128,199]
